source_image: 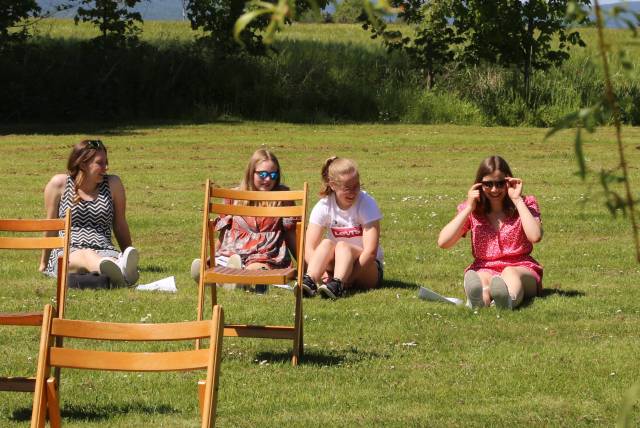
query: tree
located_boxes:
[451,0,590,101]
[187,0,329,55]
[333,0,366,23]
[0,0,40,46]
[366,0,460,89]
[74,0,143,47]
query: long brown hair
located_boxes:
[319,156,359,197]
[238,148,288,206]
[474,155,516,216]
[67,140,108,204]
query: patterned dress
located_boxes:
[215,201,297,269]
[44,175,117,276]
[457,195,543,291]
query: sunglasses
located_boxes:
[255,170,279,180]
[481,179,507,189]
[85,140,104,150]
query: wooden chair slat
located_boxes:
[209,203,303,218]
[223,325,296,340]
[210,188,305,201]
[0,312,44,326]
[0,376,36,392]
[51,318,213,341]
[0,218,65,232]
[0,236,64,250]
[49,348,212,372]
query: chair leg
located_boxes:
[292,283,303,366]
[46,378,61,428]
[197,380,206,417]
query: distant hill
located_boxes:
[600,1,640,28]
[37,0,640,24]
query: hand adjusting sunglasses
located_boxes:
[481,179,507,189]
[255,170,279,180]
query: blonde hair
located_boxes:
[238,148,288,206]
[319,156,359,197]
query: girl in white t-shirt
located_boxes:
[302,157,383,299]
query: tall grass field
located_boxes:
[1,123,639,426]
[2,19,640,125]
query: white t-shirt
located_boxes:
[309,190,384,262]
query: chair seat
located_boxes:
[203,266,296,285]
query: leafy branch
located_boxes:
[546,0,640,262]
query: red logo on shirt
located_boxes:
[331,226,363,238]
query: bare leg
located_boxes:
[305,239,336,283]
[68,249,112,273]
[500,266,538,308]
[476,270,493,306]
[333,242,380,289]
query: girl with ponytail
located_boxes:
[302,157,384,299]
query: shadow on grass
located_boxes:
[378,279,420,290]
[11,402,177,422]
[254,347,384,366]
[515,287,585,310]
[140,264,169,273]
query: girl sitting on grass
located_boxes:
[40,139,139,287]
[438,155,543,310]
[302,157,383,299]
[190,148,297,293]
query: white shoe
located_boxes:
[464,270,485,309]
[190,258,201,283]
[119,247,139,286]
[223,254,243,291]
[490,276,513,310]
[100,258,126,288]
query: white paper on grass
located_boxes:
[418,286,464,306]
[136,276,178,293]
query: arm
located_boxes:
[507,178,543,243]
[357,220,380,268]
[109,175,133,251]
[304,223,325,265]
[40,175,66,271]
[437,183,481,249]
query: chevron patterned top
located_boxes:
[45,175,116,274]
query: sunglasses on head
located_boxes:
[481,179,507,189]
[255,170,279,180]
[85,140,104,150]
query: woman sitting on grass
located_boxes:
[301,157,383,300]
[190,148,297,293]
[40,139,139,287]
[438,155,543,310]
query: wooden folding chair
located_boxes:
[0,209,71,394]
[31,304,225,428]
[196,180,308,366]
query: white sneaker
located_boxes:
[490,276,513,310]
[119,247,140,286]
[190,258,201,283]
[223,254,243,291]
[100,258,126,288]
[464,270,485,309]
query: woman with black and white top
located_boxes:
[302,157,383,300]
[40,140,139,287]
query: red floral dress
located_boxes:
[456,195,543,292]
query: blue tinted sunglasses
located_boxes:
[255,170,279,180]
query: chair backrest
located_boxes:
[201,181,308,275]
[0,209,71,321]
[31,304,225,428]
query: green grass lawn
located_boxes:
[1,122,639,426]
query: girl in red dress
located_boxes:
[438,156,543,309]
